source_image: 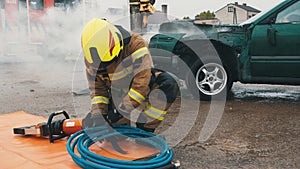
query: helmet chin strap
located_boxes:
[115,25,131,45]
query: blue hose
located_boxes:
[66,124,173,169]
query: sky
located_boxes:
[153,0,284,19]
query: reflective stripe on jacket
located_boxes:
[85,32,153,115]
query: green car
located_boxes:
[149,0,300,100]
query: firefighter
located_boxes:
[81,18,179,133]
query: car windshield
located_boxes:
[240,1,283,26]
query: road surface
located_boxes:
[1,59,299,169]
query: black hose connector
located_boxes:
[47,110,70,143]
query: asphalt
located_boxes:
[1,59,299,169]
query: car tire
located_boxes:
[186,59,233,101]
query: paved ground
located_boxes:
[1,59,299,169]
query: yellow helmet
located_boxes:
[81,18,124,66]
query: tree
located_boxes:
[183,16,191,20]
[195,10,215,19]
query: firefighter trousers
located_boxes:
[109,69,180,133]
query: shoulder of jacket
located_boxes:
[128,32,147,49]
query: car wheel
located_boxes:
[186,60,233,101]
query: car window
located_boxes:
[276,1,300,23]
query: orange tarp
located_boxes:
[0,111,160,169]
[0,111,80,169]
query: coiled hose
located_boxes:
[66,124,176,169]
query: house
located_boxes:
[215,2,261,25]
[147,4,169,32]
[147,10,169,32]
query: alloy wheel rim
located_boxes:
[195,63,227,96]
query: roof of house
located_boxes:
[235,3,261,12]
[215,2,261,13]
[148,11,169,24]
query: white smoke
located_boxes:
[0,0,130,62]
[0,0,131,107]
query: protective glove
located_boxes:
[82,112,110,129]
[82,112,127,154]
[107,108,125,124]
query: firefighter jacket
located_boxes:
[85,30,154,116]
